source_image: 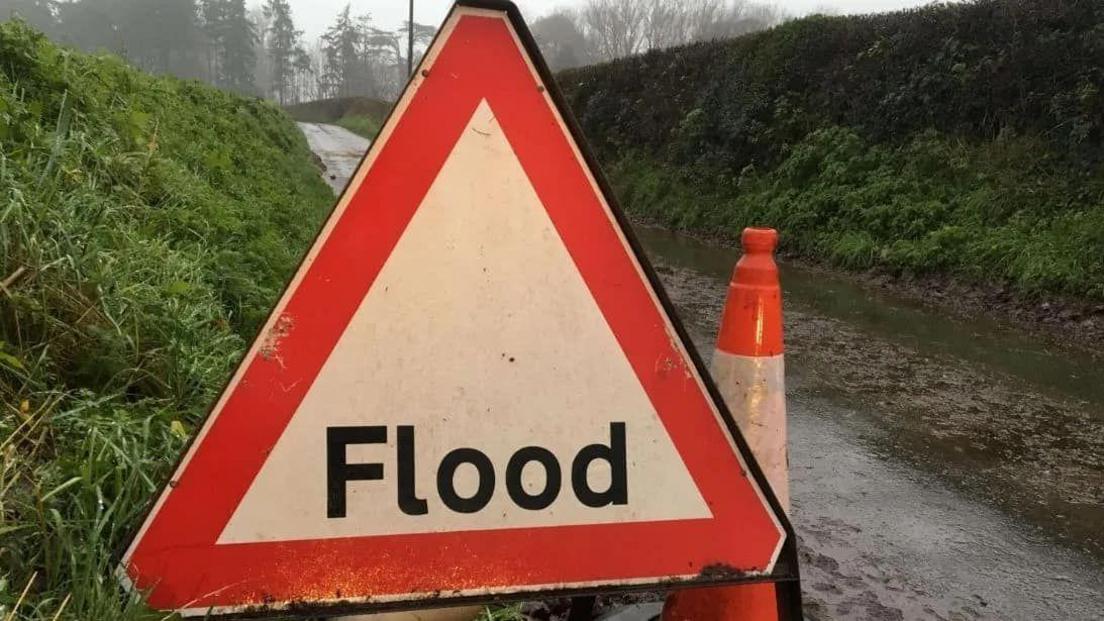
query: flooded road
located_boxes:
[301,124,1104,620]
[298,122,371,193]
[643,229,1104,620]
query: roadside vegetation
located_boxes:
[561,0,1104,300]
[477,604,527,621]
[285,96,390,139]
[334,114,382,139]
[0,22,333,619]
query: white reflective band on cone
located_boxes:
[711,351,789,511]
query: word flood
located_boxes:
[326,423,628,517]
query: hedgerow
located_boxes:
[0,22,332,619]
[560,0,1104,299]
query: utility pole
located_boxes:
[407,0,415,77]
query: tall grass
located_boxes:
[476,605,527,621]
[0,22,333,619]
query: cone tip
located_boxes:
[717,227,784,357]
[742,228,778,254]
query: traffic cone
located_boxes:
[662,227,789,621]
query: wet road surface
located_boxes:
[301,124,1104,620]
[298,122,371,193]
[647,230,1104,621]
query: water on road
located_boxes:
[644,229,1104,620]
[300,124,1104,620]
[298,122,371,193]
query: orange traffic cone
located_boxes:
[662,228,789,621]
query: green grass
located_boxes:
[0,22,333,619]
[609,128,1104,299]
[336,114,382,139]
[476,604,527,621]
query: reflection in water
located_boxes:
[635,225,1104,409]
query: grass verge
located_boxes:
[335,114,382,140]
[0,22,333,619]
[609,128,1104,301]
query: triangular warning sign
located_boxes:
[120,1,796,616]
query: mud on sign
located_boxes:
[117,1,797,617]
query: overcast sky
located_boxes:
[285,0,950,40]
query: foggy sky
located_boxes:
[286,0,957,40]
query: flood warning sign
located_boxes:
[118,2,793,617]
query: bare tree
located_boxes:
[685,0,739,43]
[708,2,788,40]
[641,0,685,50]
[581,0,647,61]
[579,0,786,61]
[644,0,732,49]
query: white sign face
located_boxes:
[220,101,711,543]
[119,3,792,617]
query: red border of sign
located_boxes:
[120,3,800,618]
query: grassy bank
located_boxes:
[285,96,390,139]
[335,114,382,139]
[560,0,1104,300]
[612,130,1104,299]
[0,22,333,619]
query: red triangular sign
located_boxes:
[121,1,792,616]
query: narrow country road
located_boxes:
[298,122,372,193]
[299,123,1104,621]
